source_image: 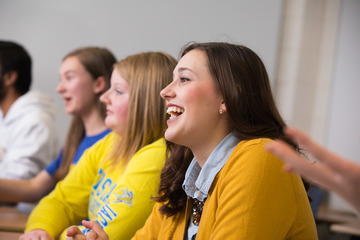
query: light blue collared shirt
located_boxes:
[182,133,240,240]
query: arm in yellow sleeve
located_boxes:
[25,133,114,239]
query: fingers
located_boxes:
[18,230,54,240]
[266,139,314,173]
[67,225,84,237]
[82,220,109,240]
[66,220,102,240]
[82,220,96,229]
[85,231,98,240]
[66,225,87,240]
[284,127,350,173]
[265,139,338,190]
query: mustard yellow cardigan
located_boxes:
[133,138,318,240]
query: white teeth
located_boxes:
[167,106,184,119]
[166,106,184,114]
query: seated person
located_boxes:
[20,51,177,240]
[0,40,58,213]
[0,46,115,211]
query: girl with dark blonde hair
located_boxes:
[22,51,177,240]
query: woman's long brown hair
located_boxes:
[154,42,304,216]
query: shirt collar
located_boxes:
[182,133,240,201]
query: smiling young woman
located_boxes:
[139,42,318,240]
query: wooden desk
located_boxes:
[316,205,359,223]
[0,206,28,232]
[330,220,360,237]
[0,231,23,240]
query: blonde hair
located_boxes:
[107,52,177,166]
[54,47,116,181]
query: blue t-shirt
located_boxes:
[45,129,111,176]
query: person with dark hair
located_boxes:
[0,46,116,209]
[68,42,318,240]
[0,40,59,213]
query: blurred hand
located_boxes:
[266,127,360,213]
[19,229,54,240]
[66,220,109,240]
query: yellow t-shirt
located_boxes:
[25,132,166,240]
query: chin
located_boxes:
[164,130,173,141]
[164,131,182,145]
[104,120,115,130]
[65,109,73,115]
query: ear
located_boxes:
[93,76,106,94]
[219,99,227,113]
[3,71,18,87]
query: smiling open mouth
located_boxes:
[167,106,184,119]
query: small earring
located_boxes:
[219,109,224,115]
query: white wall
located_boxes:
[0,0,283,144]
[326,0,360,212]
[1,0,360,213]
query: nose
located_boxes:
[160,81,175,100]
[56,80,64,93]
[100,89,110,104]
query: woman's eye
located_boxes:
[180,77,190,83]
[115,90,122,95]
[66,75,74,81]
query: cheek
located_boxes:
[114,101,129,122]
[185,88,212,110]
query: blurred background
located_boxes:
[0,0,359,231]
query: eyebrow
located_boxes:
[173,67,196,77]
[62,70,76,75]
[177,67,193,73]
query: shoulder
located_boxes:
[136,138,167,154]
[92,132,115,150]
[85,132,115,158]
[10,91,56,123]
[231,138,274,159]
[215,137,303,195]
[222,138,283,176]
[129,138,167,166]
[100,131,115,144]
[236,138,273,150]
[19,91,55,110]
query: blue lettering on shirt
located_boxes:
[98,211,108,227]
[105,203,118,217]
[92,168,105,191]
[88,168,135,231]
[97,178,112,197]
[97,203,119,229]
